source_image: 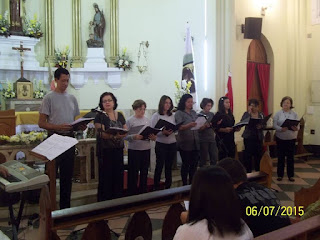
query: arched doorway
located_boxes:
[247,39,270,115]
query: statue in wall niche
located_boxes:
[87,3,105,48]
[9,0,24,35]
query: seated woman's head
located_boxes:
[188,166,243,237]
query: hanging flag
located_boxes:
[225,72,234,111]
[181,23,198,108]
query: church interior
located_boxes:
[0,0,320,239]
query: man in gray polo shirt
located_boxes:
[38,68,85,209]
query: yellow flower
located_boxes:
[1,27,7,31]
[174,80,180,89]
[186,81,192,89]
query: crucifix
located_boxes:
[12,41,31,81]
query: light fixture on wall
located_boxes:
[136,41,149,74]
[261,0,272,16]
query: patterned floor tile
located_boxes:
[285,192,295,201]
[277,184,309,192]
[295,172,320,178]
[275,191,292,201]
[302,178,320,186]
[294,168,319,172]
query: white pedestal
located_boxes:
[84,48,108,69]
[0,37,122,90]
[0,35,40,69]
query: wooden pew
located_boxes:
[295,178,320,216]
[247,151,273,188]
[39,185,191,240]
[254,215,320,240]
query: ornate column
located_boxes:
[108,0,119,66]
[71,0,83,68]
[44,0,55,66]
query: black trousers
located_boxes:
[128,149,150,195]
[243,138,263,173]
[55,146,75,209]
[216,136,235,160]
[199,141,218,167]
[154,142,177,190]
[179,150,199,185]
[98,148,124,201]
[276,138,296,178]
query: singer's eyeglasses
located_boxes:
[102,99,113,103]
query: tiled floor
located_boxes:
[0,157,319,239]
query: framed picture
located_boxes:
[17,82,33,99]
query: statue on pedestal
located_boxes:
[9,0,24,35]
[87,3,105,48]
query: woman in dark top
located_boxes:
[175,94,199,185]
[241,99,265,173]
[94,92,127,201]
[212,96,239,160]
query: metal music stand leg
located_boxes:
[8,193,26,240]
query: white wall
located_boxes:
[68,0,217,110]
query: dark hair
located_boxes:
[200,98,214,109]
[280,96,294,109]
[218,96,232,115]
[177,94,193,111]
[99,92,118,110]
[54,68,69,80]
[188,166,242,236]
[158,95,173,116]
[248,98,259,107]
[132,99,146,110]
[217,158,248,184]
[182,67,194,80]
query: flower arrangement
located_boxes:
[115,48,133,71]
[23,14,43,38]
[33,80,46,99]
[174,80,192,105]
[55,46,70,68]
[0,11,10,37]
[0,135,10,145]
[8,131,47,145]
[2,82,16,99]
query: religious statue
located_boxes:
[87,3,105,48]
[9,0,23,35]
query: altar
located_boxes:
[14,110,91,133]
[6,99,43,112]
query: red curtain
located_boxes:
[247,62,256,100]
[257,63,270,116]
[226,74,233,111]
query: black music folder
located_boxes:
[104,127,128,135]
[154,119,183,132]
[139,126,163,139]
[233,118,250,129]
[248,113,272,129]
[71,117,94,130]
[281,119,300,130]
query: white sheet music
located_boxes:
[31,134,78,161]
[190,117,207,130]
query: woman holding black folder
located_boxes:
[212,96,240,160]
[273,96,299,182]
[175,94,199,185]
[151,95,177,190]
[241,99,265,173]
[94,92,127,201]
[126,100,157,195]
